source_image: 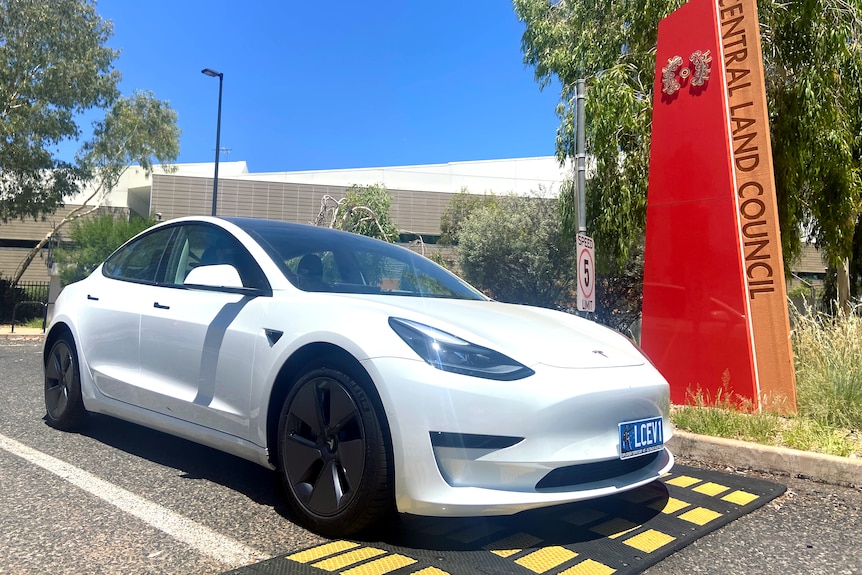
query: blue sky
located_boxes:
[80,0,562,173]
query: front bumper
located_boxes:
[363,357,674,516]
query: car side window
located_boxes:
[103,227,175,283]
[165,224,269,290]
[286,251,343,291]
[353,251,456,296]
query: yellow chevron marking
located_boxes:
[722,490,759,506]
[649,496,691,514]
[485,532,544,558]
[286,541,359,563]
[590,518,640,539]
[679,507,723,526]
[693,482,730,497]
[665,475,700,488]
[411,568,452,575]
[623,529,676,553]
[340,553,417,575]
[514,546,578,573]
[559,558,617,575]
[311,547,386,571]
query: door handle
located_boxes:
[153,302,170,310]
[87,294,99,301]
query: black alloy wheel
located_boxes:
[277,366,392,537]
[44,335,87,430]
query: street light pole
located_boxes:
[201,68,223,217]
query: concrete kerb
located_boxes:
[0,325,46,339]
[2,325,858,488]
[668,429,862,487]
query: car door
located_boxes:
[136,224,271,440]
[81,226,177,398]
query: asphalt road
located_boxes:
[1,337,861,575]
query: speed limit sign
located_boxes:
[577,233,595,312]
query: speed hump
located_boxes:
[577,233,595,312]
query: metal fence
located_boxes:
[0,279,49,325]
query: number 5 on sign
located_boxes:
[577,233,595,312]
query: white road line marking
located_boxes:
[0,432,268,567]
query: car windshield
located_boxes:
[228,218,488,300]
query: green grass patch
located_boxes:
[21,316,45,329]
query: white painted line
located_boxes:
[0,433,269,567]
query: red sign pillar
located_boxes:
[641,0,796,412]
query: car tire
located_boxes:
[277,366,393,537]
[44,334,87,430]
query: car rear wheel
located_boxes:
[277,366,393,537]
[44,335,87,430]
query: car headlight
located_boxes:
[388,317,534,381]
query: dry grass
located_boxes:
[671,305,862,458]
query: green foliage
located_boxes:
[438,188,498,245]
[515,0,677,271]
[21,315,46,329]
[7,90,179,287]
[55,212,157,285]
[514,0,862,274]
[334,184,399,242]
[457,193,576,309]
[0,0,120,222]
[79,90,181,186]
[764,0,862,268]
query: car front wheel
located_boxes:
[277,366,393,537]
[44,334,87,430]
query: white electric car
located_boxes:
[43,216,673,536]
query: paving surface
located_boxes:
[2,337,861,574]
[221,464,785,575]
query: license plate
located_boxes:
[619,417,664,460]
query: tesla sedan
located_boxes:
[43,216,673,536]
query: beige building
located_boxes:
[0,155,828,294]
[0,157,569,283]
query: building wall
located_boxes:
[0,207,76,282]
[0,248,53,283]
[151,174,456,237]
[0,206,128,283]
[0,158,555,283]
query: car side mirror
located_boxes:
[184,264,244,289]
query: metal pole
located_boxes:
[576,79,587,234]
[212,73,223,217]
[202,68,224,217]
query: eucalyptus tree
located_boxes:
[0,0,119,222]
[10,91,180,286]
[514,0,862,283]
[0,0,181,286]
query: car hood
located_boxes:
[341,295,645,369]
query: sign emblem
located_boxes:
[690,49,712,86]
[661,50,712,95]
